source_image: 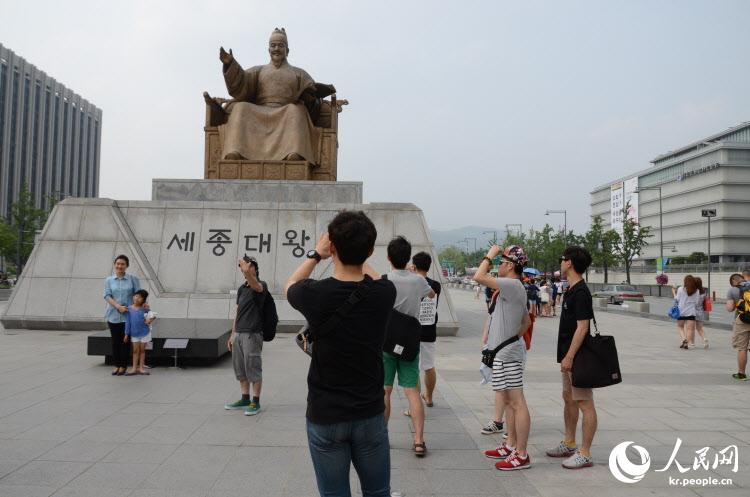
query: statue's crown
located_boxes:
[271,27,287,43]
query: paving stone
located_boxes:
[37,439,116,463]
[65,462,154,489]
[0,460,25,479]
[140,445,235,490]
[0,440,59,462]
[0,484,55,497]
[0,460,90,487]
[102,443,179,464]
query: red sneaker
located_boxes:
[495,452,531,471]
[484,444,515,460]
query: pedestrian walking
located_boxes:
[694,277,709,349]
[673,275,701,349]
[474,245,533,471]
[224,256,267,416]
[546,246,598,469]
[524,278,539,317]
[725,273,750,381]
[551,278,559,316]
[382,236,435,457]
[411,251,441,409]
[103,255,142,376]
[540,280,551,317]
[285,211,396,497]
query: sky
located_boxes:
[2,0,749,235]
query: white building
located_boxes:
[590,122,750,264]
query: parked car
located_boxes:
[593,284,645,305]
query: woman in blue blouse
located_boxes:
[103,255,141,375]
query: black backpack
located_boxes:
[382,275,422,361]
[254,283,278,342]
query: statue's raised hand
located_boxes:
[219,47,234,65]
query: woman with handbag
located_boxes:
[673,275,702,349]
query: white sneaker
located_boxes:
[562,451,593,469]
[480,420,504,435]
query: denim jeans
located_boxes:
[306,413,390,497]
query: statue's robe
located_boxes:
[220,59,320,163]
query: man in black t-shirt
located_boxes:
[411,251,441,408]
[285,211,396,497]
[545,246,597,470]
[224,257,266,416]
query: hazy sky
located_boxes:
[3,0,749,234]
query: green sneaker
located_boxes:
[244,402,261,416]
[224,398,251,410]
[732,373,748,381]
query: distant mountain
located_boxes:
[429,226,505,251]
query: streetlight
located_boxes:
[545,210,567,241]
[701,209,717,297]
[505,224,523,242]
[464,237,477,253]
[482,230,498,246]
[635,186,663,274]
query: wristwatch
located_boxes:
[306,249,322,262]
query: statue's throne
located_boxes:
[203,94,346,181]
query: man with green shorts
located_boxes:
[382,236,435,457]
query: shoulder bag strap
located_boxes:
[313,280,373,340]
[490,335,520,355]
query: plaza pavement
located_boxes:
[0,289,748,497]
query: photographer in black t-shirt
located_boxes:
[545,246,597,469]
[285,210,396,497]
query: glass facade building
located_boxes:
[0,43,102,219]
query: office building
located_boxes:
[0,42,102,219]
[590,122,750,264]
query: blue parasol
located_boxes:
[523,268,540,275]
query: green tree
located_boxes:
[599,229,621,283]
[438,246,469,275]
[614,202,652,283]
[0,185,48,275]
[583,215,620,282]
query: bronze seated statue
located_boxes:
[203,28,347,182]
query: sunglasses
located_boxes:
[559,257,569,263]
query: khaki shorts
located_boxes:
[731,319,750,350]
[562,371,593,401]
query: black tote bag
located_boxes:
[571,316,622,389]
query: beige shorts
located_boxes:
[731,319,750,350]
[561,371,593,401]
[419,342,436,371]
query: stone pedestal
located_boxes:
[1,184,459,357]
[152,179,362,204]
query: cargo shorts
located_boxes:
[232,332,263,382]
